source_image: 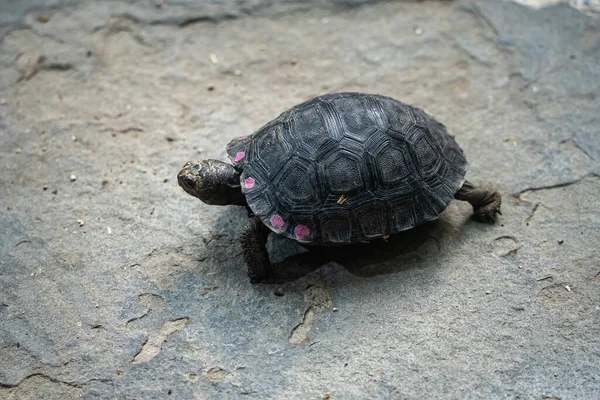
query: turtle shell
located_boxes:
[226,92,467,245]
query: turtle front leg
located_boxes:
[240,218,271,283]
[454,180,502,223]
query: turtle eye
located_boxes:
[183,176,195,188]
[192,164,200,170]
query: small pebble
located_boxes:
[274,289,284,297]
[234,69,242,76]
[77,219,84,227]
[565,285,571,292]
[486,290,491,295]
[71,135,77,142]
[332,308,338,312]
[125,104,132,111]
[209,53,218,64]
[207,84,215,91]
[70,174,77,181]
[258,44,267,51]
[37,15,50,23]
[42,185,48,191]
[42,146,47,152]
[163,178,168,183]
[291,58,298,65]
[414,27,424,35]
[0,98,6,105]
[155,0,164,7]
[15,148,21,154]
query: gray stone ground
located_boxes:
[1,0,599,399]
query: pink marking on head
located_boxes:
[270,214,284,228]
[294,224,310,239]
[243,177,255,189]
[234,151,245,162]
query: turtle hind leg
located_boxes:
[240,218,271,283]
[454,180,502,223]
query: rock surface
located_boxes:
[1,0,599,398]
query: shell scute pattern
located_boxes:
[226,135,252,168]
[353,201,388,240]
[291,104,336,160]
[373,142,411,185]
[322,151,366,194]
[229,93,468,244]
[318,212,352,243]
[251,124,293,176]
[331,95,378,143]
[273,158,322,213]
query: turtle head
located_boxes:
[178,160,245,206]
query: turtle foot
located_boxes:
[455,181,501,224]
[472,199,502,224]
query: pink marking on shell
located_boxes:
[243,177,255,189]
[270,214,284,228]
[234,151,245,162]
[294,224,310,239]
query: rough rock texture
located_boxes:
[0,0,599,398]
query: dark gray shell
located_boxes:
[226,92,467,244]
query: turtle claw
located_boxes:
[472,202,502,224]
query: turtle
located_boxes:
[178,92,501,282]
